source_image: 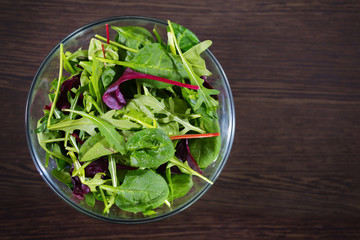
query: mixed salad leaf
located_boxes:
[36,20,221,215]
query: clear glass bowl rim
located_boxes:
[25,15,235,224]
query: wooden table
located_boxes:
[1,0,360,239]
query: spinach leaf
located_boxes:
[189,116,221,168]
[102,169,169,213]
[126,128,175,168]
[112,26,154,60]
[101,67,116,90]
[98,43,187,88]
[90,56,103,104]
[64,109,127,155]
[167,173,193,201]
[79,133,116,162]
[85,192,96,207]
[167,22,200,52]
[158,121,179,136]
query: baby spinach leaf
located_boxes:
[167,22,200,52]
[101,67,116,90]
[90,56,103,104]
[189,116,221,168]
[98,43,187,88]
[64,109,127,155]
[168,21,219,113]
[112,26,154,60]
[158,121,180,136]
[167,173,193,201]
[85,192,96,207]
[79,133,116,162]
[102,169,169,213]
[126,128,175,168]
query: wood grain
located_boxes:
[1,0,360,239]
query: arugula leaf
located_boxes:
[126,128,175,168]
[169,157,213,185]
[168,21,220,113]
[184,40,212,77]
[48,110,140,135]
[37,119,72,164]
[52,168,72,185]
[64,48,88,74]
[79,133,116,162]
[135,94,205,134]
[64,109,127,155]
[84,172,109,192]
[88,38,119,67]
[102,169,169,213]
[48,117,98,136]
[101,110,141,130]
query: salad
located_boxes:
[35,20,221,215]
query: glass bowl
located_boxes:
[25,16,235,223]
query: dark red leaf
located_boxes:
[102,68,199,110]
[71,176,90,200]
[175,139,203,174]
[71,132,84,145]
[56,75,80,110]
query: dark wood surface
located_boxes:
[1,0,360,239]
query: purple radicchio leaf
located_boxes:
[71,176,90,200]
[103,68,198,110]
[56,74,80,109]
[84,158,108,178]
[175,139,203,174]
[69,158,108,199]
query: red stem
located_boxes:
[101,44,106,59]
[106,24,110,44]
[170,132,220,140]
